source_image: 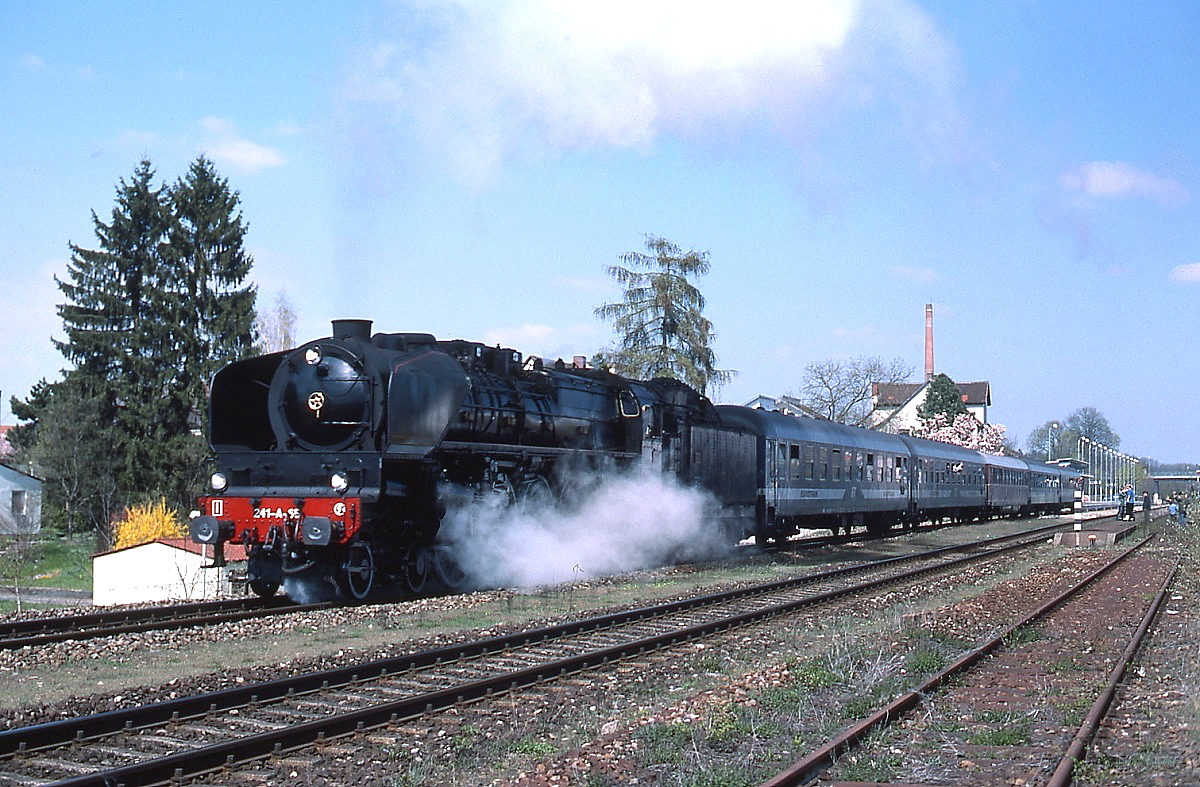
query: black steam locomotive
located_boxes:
[190,319,1081,599]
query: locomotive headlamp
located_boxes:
[305,347,322,365]
[331,472,349,494]
[210,472,228,492]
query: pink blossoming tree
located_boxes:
[909,412,1007,455]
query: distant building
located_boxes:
[744,395,831,421]
[0,425,12,457]
[92,539,247,606]
[0,463,41,536]
[870,380,992,433]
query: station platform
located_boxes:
[1053,519,1138,547]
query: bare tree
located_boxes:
[796,356,913,426]
[0,512,39,614]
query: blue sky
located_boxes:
[2,1,1198,463]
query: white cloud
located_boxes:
[199,117,286,174]
[1169,262,1200,283]
[19,54,45,71]
[347,0,959,185]
[1060,161,1188,207]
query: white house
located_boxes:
[92,539,247,606]
[870,380,992,434]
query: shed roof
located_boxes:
[94,538,248,562]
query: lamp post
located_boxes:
[1047,422,1059,462]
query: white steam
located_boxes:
[440,466,730,589]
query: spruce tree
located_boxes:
[165,156,257,429]
[53,159,171,532]
[56,159,168,400]
[20,157,259,541]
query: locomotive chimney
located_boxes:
[924,303,934,382]
[332,319,373,341]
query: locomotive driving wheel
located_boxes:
[247,548,282,597]
[404,547,430,594]
[432,545,467,590]
[340,542,375,600]
[517,475,555,508]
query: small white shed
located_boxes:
[92,539,247,606]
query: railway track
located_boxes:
[759,533,1176,786]
[0,523,1066,786]
[1,512,1105,652]
[0,597,332,650]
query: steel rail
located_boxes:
[0,597,330,650]
[756,533,1159,787]
[0,526,1065,786]
[1045,559,1179,787]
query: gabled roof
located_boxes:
[873,382,925,408]
[873,381,991,409]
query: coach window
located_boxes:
[819,447,829,481]
[832,449,842,481]
[790,443,801,479]
[804,444,815,480]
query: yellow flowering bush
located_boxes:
[113,498,187,549]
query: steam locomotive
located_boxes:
[190,319,1082,599]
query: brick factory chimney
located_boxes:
[924,303,935,382]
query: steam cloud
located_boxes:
[440,466,732,589]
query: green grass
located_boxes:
[506,738,559,758]
[1004,624,1042,646]
[635,722,694,765]
[903,646,946,675]
[835,749,904,782]
[4,533,96,591]
[968,710,1032,746]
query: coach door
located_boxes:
[764,438,782,513]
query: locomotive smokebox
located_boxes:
[332,319,373,340]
